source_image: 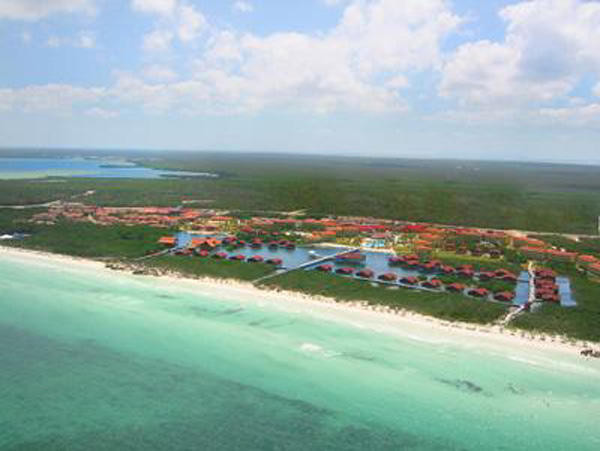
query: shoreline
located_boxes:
[1,245,599,361]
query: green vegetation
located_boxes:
[511,273,600,342]
[433,252,523,273]
[1,151,600,234]
[531,234,600,256]
[6,221,167,259]
[261,270,506,324]
[145,255,272,282]
[0,209,39,234]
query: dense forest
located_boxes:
[1,149,600,234]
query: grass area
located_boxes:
[1,151,600,234]
[260,270,507,324]
[531,234,600,256]
[432,252,524,273]
[145,255,273,282]
[511,273,600,342]
[7,221,167,259]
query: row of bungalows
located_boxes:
[577,254,600,278]
[519,246,578,262]
[534,269,561,303]
[315,263,518,302]
[389,255,518,283]
[511,236,548,248]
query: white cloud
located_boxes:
[0,84,105,114]
[233,1,253,14]
[142,29,173,52]
[139,1,207,51]
[3,0,462,116]
[143,64,177,82]
[440,0,600,107]
[0,0,95,21]
[131,0,175,16]
[76,31,96,48]
[190,0,461,113]
[539,103,600,126]
[594,83,600,98]
[86,107,119,118]
[177,3,207,41]
[45,31,97,49]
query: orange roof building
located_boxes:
[158,236,176,246]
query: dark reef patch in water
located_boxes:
[436,378,485,395]
[218,307,245,316]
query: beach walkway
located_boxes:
[500,261,536,325]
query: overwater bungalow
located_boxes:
[379,273,398,282]
[494,268,510,278]
[535,268,557,281]
[421,261,438,272]
[356,269,375,278]
[440,265,456,275]
[222,236,237,246]
[388,256,403,266]
[458,268,475,278]
[248,255,264,263]
[494,291,515,302]
[406,260,421,269]
[336,267,354,275]
[212,252,228,259]
[316,264,333,272]
[478,271,495,281]
[536,288,560,302]
[469,288,489,298]
[501,273,518,283]
[400,276,419,285]
[422,279,443,289]
[335,252,366,265]
[446,283,466,293]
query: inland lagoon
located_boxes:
[1,249,599,451]
[0,157,216,179]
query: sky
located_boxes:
[0,0,599,163]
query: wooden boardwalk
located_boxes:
[500,261,535,325]
[252,248,361,284]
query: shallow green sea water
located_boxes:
[1,254,599,450]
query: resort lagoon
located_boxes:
[0,157,217,179]
[1,249,599,451]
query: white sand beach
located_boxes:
[2,245,599,365]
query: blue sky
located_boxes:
[1,0,599,162]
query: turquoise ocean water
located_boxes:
[1,253,599,450]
